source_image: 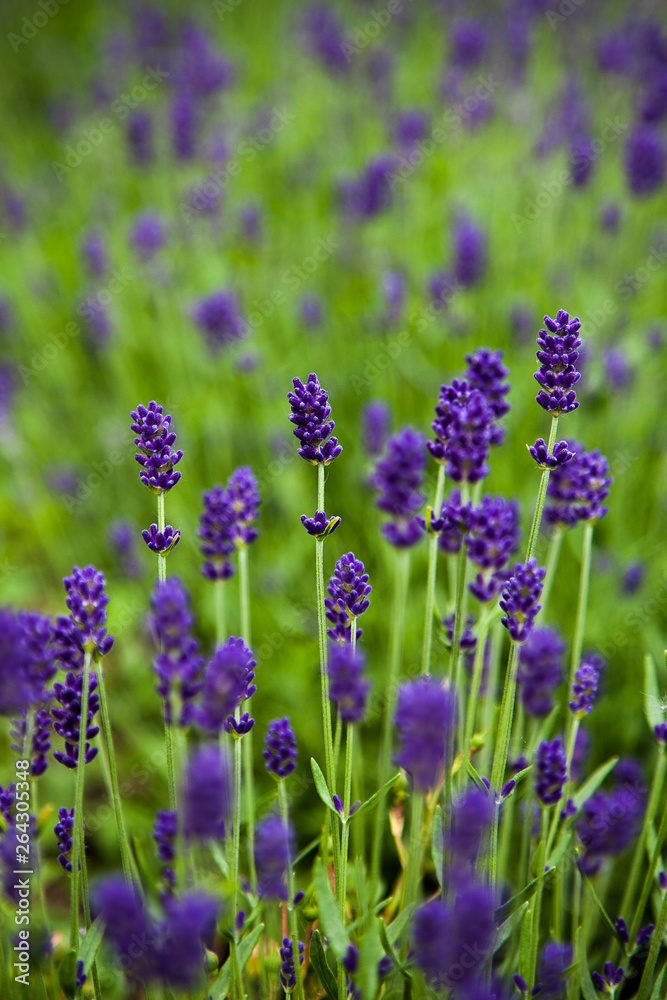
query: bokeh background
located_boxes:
[0,0,666,928]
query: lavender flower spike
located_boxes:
[394,678,455,792]
[500,558,545,644]
[569,656,600,717]
[534,310,582,415]
[300,511,341,539]
[535,738,567,806]
[199,486,236,581]
[51,670,100,768]
[327,644,370,723]
[57,565,114,662]
[263,718,297,779]
[226,466,260,546]
[142,524,181,555]
[372,427,425,547]
[131,401,183,494]
[325,552,371,643]
[288,372,342,465]
[528,438,575,470]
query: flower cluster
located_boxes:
[279,938,305,993]
[263,717,298,778]
[54,807,75,873]
[142,524,181,555]
[199,485,236,580]
[0,610,56,716]
[131,401,183,493]
[150,579,204,726]
[534,310,582,415]
[517,627,565,717]
[500,558,546,643]
[55,566,114,664]
[51,671,100,768]
[570,655,601,717]
[394,678,455,792]
[465,495,520,603]
[195,637,256,735]
[465,348,510,444]
[545,444,613,526]
[372,427,425,547]
[287,372,342,465]
[154,810,177,888]
[535,738,568,805]
[428,379,494,482]
[183,745,231,843]
[529,437,575,470]
[255,814,293,901]
[324,552,371,643]
[327,644,370,724]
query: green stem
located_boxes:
[421,463,446,675]
[525,416,559,563]
[157,490,176,813]
[214,578,226,646]
[464,608,491,754]
[238,544,257,891]
[402,792,425,910]
[278,782,305,1000]
[489,643,520,890]
[630,783,667,943]
[371,548,410,888]
[230,731,244,1000]
[528,809,549,992]
[539,526,564,621]
[564,523,593,756]
[157,492,167,584]
[480,622,503,775]
[339,620,357,912]
[96,665,134,885]
[80,848,101,1000]
[636,882,667,1000]
[70,649,93,953]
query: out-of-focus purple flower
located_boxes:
[93,879,157,980]
[80,294,112,348]
[448,788,493,875]
[394,677,455,792]
[226,467,260,546]
[465,496,520,604]
[428,380,494,483]
[142,524,181,555]
[51,670,100,768]
[127,110,154,165]
[299,293,324,330]
[0,611,54,716]
[173,25,233,97]
[625,127,666,196]
[453,216,488,287]
[500,558,545,643]
[183,745,231,842]
[622,562,644,595]
[300,511,341,539]
[600,202,621,233]
[301,4,349,76]
[571,726,590,783]
[264,718,297,779]
[196,637,256,735]
[361,401,390,458]
[26,708,52,777]
[538,943,573,1000]
[394,111,430,149]
[597,29,634,74]
[577,760,645,875]
[3,190,26,232]
[465,348,510,443]
[372,427,425,548]
[288,372,342,465]
[535,738,567,805]
[199,486,235,581]
[325,552,371,643]
[517,627,564,717]
[108,520,142,578]
[239,204,262,242]
[130,212,166,261]
[171,92,198,161]
[603,347,633,392]
[569,136,595,188]
[131,401,183,494]
[81,231,107,279]
[528,438,575,470]
[158,893,219,990]
[191,291,245,353]
[279,938,305,992]
[380,270,406,327]
[545,444,612,527]
[255,814,293,901]
[641,71,667,124]
[339,156,398,220]
[569,656,600,717]
[412,900,448,982]
[535,310,582,415]
[435,490,472,554]
[54,806,75,872]
[154,809,177,887]
[150,578,203,726]
[413,885,495,987]
[429,270,456,312]
[451,19,487,68]
[327,644,369,723]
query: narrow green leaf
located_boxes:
[518,904,533,983]
[644,654,664,732]
[547,829,573,870]
[310,929,338,1000]
[314,858,348,959]
[431,805,444,887]
[494,870,553,924]
[293,835,320,866]
[378,917,413,980]
[386,903,414,946]
[573,757,618,811]
[209,924,265,1000]
[311,758,338,815]
[576,927,598,1000]
[58,950,78,1000]
[582,873,625,944]
[465,759,488,792]
[649,957,666,999]
[350,773,402,821]
[360,918,383,1000]
[209,841,229,877]
[494,902,528,954]
[79,915,105,973]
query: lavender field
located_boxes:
[0,1,667,998]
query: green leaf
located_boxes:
[209,841,229,877]
[360,918,384,1000]
[518,904,533,984]
[576,927,598,1000]
[314,858,348,959]
[573,757,618,811]
[58,950,78,1000]
[310,758,338,816]
[79,915,105,973]
[209,924,265,1000]
[431,805,444,887]
[350,772,402,821]
[309,929,338,1000]
[378,917,413,981]
[494,902,528,954]
[465,759,488,792]
[644,654,664,732]
[386,903,415,947]
[582,873,625,944]
[494,870,553,924]
[293,835,320,866]
[650,957,666,999]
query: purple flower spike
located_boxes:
[535,738,567,806]
[325,552,371,643]
[192,291,245,353]
[154,809,177,887]
[465,495,520,603]
[255,814,293,901]
[372,427,425,548]
[625,127,666,196]
[394,678,455,792]
[534,310,582,416]
[226,467,260,546]
[280,938,305,992]
[196,637,256,735]
[131,401,183,494]
[465,348,510,445]
[428,379,494,484]
[327,644,370,724]
[288,372,342,465]
[592,963,623,994]
[183,745,231,843]
[226,712,255,737]
[518,627,565,717]
[263,718,298,779]
[54,807,75,872]
[56,565,114,662]
[300,511,341,539]
[545,444,613,527]
[199,486,236,581]
[529,438,575,470]
[51,671,100,768]
[569,656,600,717]
[142,524,181,555]
[500,558,545,644]
[150,579,204,727]
[435,491,473,554]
